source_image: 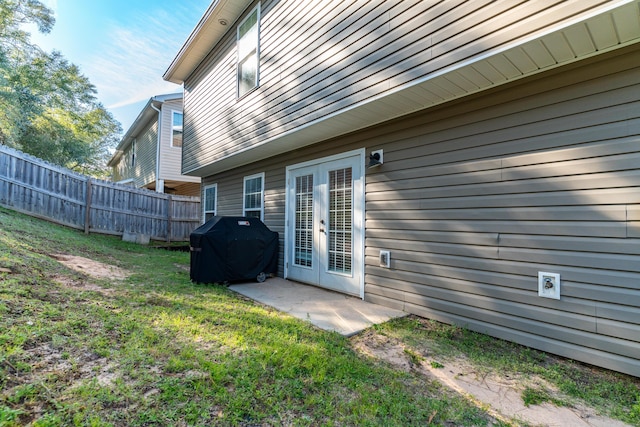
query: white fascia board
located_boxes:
[164,0,253,84]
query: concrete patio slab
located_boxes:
[229,278,407,336]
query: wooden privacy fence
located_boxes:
[0,145,201,241]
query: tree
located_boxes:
[0,0,56,144]
[0,0,121,178]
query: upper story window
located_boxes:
[243,172,264,220]
[203,183,217,222]
[237,4,260,98]
[130,139,136,168]
[171,111,183,148]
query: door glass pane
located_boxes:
[294,174,313,267]
[328,167,352,273]
[237,7,259,97]
[244,175,263,219]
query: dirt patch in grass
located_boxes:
[352,329,413,371]
[50,254,128,280]
[352,329,631,427]
[51,274,116,296]
[3,343,119,399]
[174,263,190,272]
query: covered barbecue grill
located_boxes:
[189,216,279,284]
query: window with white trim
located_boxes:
[203,183,217,222]
[171,111,183,148]
[243,173,264,220]
[237,4,260,97]
[130,139,136,168]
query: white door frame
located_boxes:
[284,148,365,299]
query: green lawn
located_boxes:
[0,207,638,426]
[0,207,496,426]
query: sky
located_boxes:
[30,0,212,134]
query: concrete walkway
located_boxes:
[229,277,407,336]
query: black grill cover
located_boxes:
[189,216,279,284]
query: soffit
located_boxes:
[164,0,252,84]
[187,0,640,177]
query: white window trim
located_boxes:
[243,172,265,221]
[203,183,217,223]
[170,110,183,148]
[236,3,261,98]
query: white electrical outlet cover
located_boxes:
[538,272,560,300]
[379,250,390,268]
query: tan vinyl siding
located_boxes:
[111,121,157,188]
[361,49,640,376]
[183,0,616,174]
[158,99,199,184]
[112,148,134,184]
[200,45,640,376]
[158,99,183,181]
[136,121,158,188]
[111,158,126,183]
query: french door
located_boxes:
[286,151,364,297]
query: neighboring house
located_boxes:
[108,93,200,197]
[164,1,640,376]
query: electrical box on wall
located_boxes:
[379,250,390,268]
[368,149,384,168]
[538,272,561,300]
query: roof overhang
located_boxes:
[107,93,183,167]
[163,0,253,84]
[181,0,640,177]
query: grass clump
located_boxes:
[521,387,563,407]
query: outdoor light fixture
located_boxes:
[219,19,228,26]
[368,149,383,168]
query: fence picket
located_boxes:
[0,146,201,241]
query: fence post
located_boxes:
[84,178,92,235]
[166,194,172,243]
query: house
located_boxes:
[108,93,200,197]
[164,1,640,377]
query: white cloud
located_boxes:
[89,28,181,109]
[30,0,209,131]
[86,9,189,111]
